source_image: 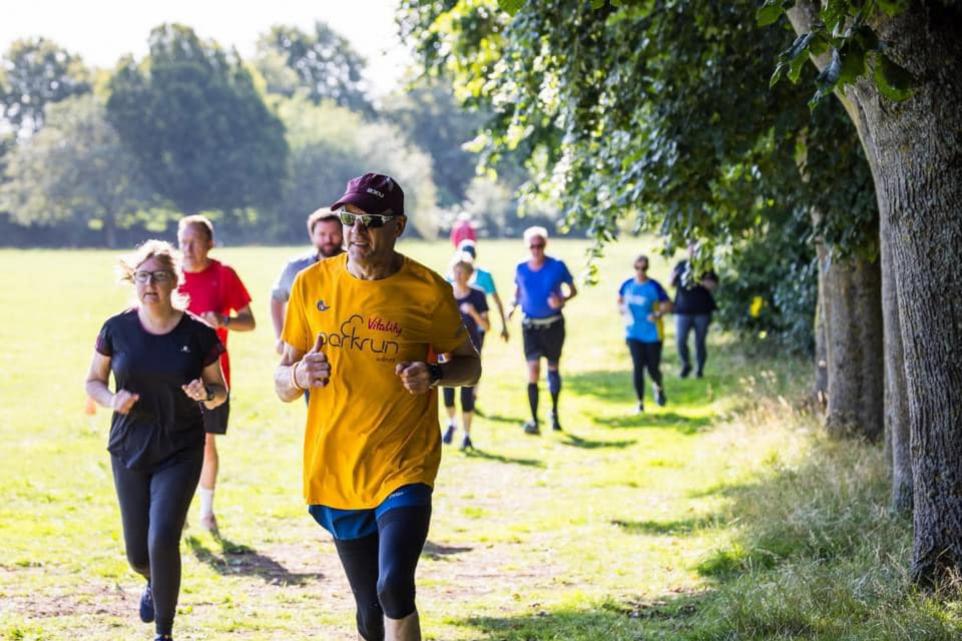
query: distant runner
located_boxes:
[508,226,577,434]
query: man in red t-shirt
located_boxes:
[177,215,256,531]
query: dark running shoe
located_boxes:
[680,364,692,378]
[634,403,645,415]
[460,435,473,451]
[154,635,173,641]
[655,387,667,407]
[139,583,154,623]
[442,424,455,445]
[696,369,704,379]
[523,420,540,435]
[549,411,562,432]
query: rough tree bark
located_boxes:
[813,244,829,411]
[790,0,962,586]
[881,220,912,514]
[818,249,884,440]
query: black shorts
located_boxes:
[201,396,230,435]
[522,316,565,362]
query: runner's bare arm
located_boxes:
[226,304,256,331]
[491,290,509,340]
[441,335,482,386]
[270,298,286,354]
[274,342,307,402]
[274,334,329,402]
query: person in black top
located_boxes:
[670,243,719,378]
[85,240,228,641]
[442,258,490,450]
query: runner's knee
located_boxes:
[377,567,417,619]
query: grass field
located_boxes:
[1,239,960,641]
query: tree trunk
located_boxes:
[881,220,912,514]
[790,0,962,586]
[819,250,884,440]
[813,246,829,412]
[103,215,117,249]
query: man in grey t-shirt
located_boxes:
[270,208,344,354]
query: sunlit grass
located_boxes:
[1,239,960,640]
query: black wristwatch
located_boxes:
[427,363,444,387]
[204,386,215,402]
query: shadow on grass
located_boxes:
[464,448,545,468]
[477,411,526,425]
[186,534,323,586]
[561,433,636,450]
[423,540,473,560]
[612,515,723,536]
[595,412,712,434]
[456,595,701,641]
[566,369,722,409]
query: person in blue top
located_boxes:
[508,226,578,434]
[618,254,672,413]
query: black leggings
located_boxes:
[442,386,476,413]
[111,449,203,635]
[627,339,663,403]
[333,506,432,641]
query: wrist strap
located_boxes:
[290,361,304,391]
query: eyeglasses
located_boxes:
[529,243,546,250]
[635,264,648,271]
[133,270,174,284]
[339,211,398,229]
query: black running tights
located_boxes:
[111,449,203,635]
[626,339,663,403]
[333,505,432,641]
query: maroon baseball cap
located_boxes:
[330,173,405,217]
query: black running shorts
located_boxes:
[522,317,565,362]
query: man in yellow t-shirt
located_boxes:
[274,173,481,641]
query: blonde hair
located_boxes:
[451,258,475,277]
[117,240,189,308]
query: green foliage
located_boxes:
[273,96,439,239]
[106,24,288,215]
[255,23,373,116]
[759,0,915,107]
[399,1,875,251]
[401,0,878,350]
[382,78,486,207]
[0,95,157,246]
[0,37,91,136]
[715,217,818,355]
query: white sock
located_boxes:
[198,487,215,517]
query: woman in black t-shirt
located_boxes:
[441,259,489,450]
[85,240,227,641]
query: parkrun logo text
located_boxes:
[320,314,400,356]
[368,316,402,337]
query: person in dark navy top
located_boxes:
[670,242,718,378]
[441,258,490,450]
[507,226,578,434]
[85,240,227,641]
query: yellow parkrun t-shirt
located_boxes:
[282,253,468,509]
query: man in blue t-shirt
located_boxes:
[618,254,672,412]
[508,226,578,434]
